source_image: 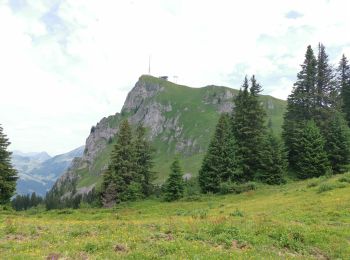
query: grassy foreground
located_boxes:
[1,174,350,259]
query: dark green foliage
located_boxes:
[283,46,318,167]
[288,45,317,121]
[0,125,18,204]
[257,132,287,184]
[283,44,349,177]
[164,158,184,201]
[322,113,350,173]
[219,181,257,195]
[122,181,143,201]
[102,119,135,205]
[232,76,266,182]
[101,181,118,208]
[338,54,350,125]
[134,124,155,197]
[316,43,337,111]
[199,114,238,193]
[294,121,330,179]
[101,121,156,206]
[11,192,43,211]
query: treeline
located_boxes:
[198,43,350,193]
[198,75,286,194]
[11,192,43,211]
[283,44,350,178]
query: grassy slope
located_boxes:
[1,174,349,259]
[76,76,287,188]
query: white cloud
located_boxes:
[1,0,350,154]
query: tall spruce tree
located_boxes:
[338,54,350,125]
[133,124,155,197]
[232,76,266,182]
[323,113,350,174]
[199,113,238,193]
[283,45,317,168]
[316,43,337,111]
[294,120,330,179]
[0,125,18,204]
[102,119,135,204]
[164,158,184,201]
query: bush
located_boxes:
[338,176,350,183]
[122,182,143,201]
[317,183,335,193]
[219,182,257,195]
[229,209,244,217]
[307,181,318,188]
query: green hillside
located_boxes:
[68,75,286,192]
[1,174,349,259]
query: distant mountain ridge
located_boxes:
[50,75,287,199]
[12,146,84,196]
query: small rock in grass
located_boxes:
[114,244,127,252]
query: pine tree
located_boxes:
[102,119,135,204]
[294,121,330,179]
[164,158,184,201]
[338,54,350,125]
[317,43,337,112]
[133,124,155,197]
[0,125,18,204]
[232,76,266,182]
[283,45,317,168]
[323,113,350,174]
[257,132,287,184]
[199,113,238,193]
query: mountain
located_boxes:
[51,75,287,198]
[12,146,84,196]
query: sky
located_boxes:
[1,0,350,156]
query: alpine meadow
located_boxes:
[1,1,350,259]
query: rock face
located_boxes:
[51,75,286,198]
[85,116,119,167]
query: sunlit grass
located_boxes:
[1,174,349,259]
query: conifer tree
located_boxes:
[102,119,135,204]
[338,54,350,125]
[232,76,266,182]
[294,121,330,179]
[323,113,350,174]
[257,132,287,184]
[283,45,317,168]
[0,125,18,204]
[164,158,184,201]
[316,43,337,112]
[133,124,155,197]
[199,113,238,193]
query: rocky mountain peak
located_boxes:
[122,75,165,114]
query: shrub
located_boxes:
[219,182,257,195]
[338,176,350,183]
[307,181,318,188]
[229,209,244,217]
[317,183,335,193]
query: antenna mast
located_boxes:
[148,55,151,75]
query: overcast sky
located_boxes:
[1,0,350,156]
